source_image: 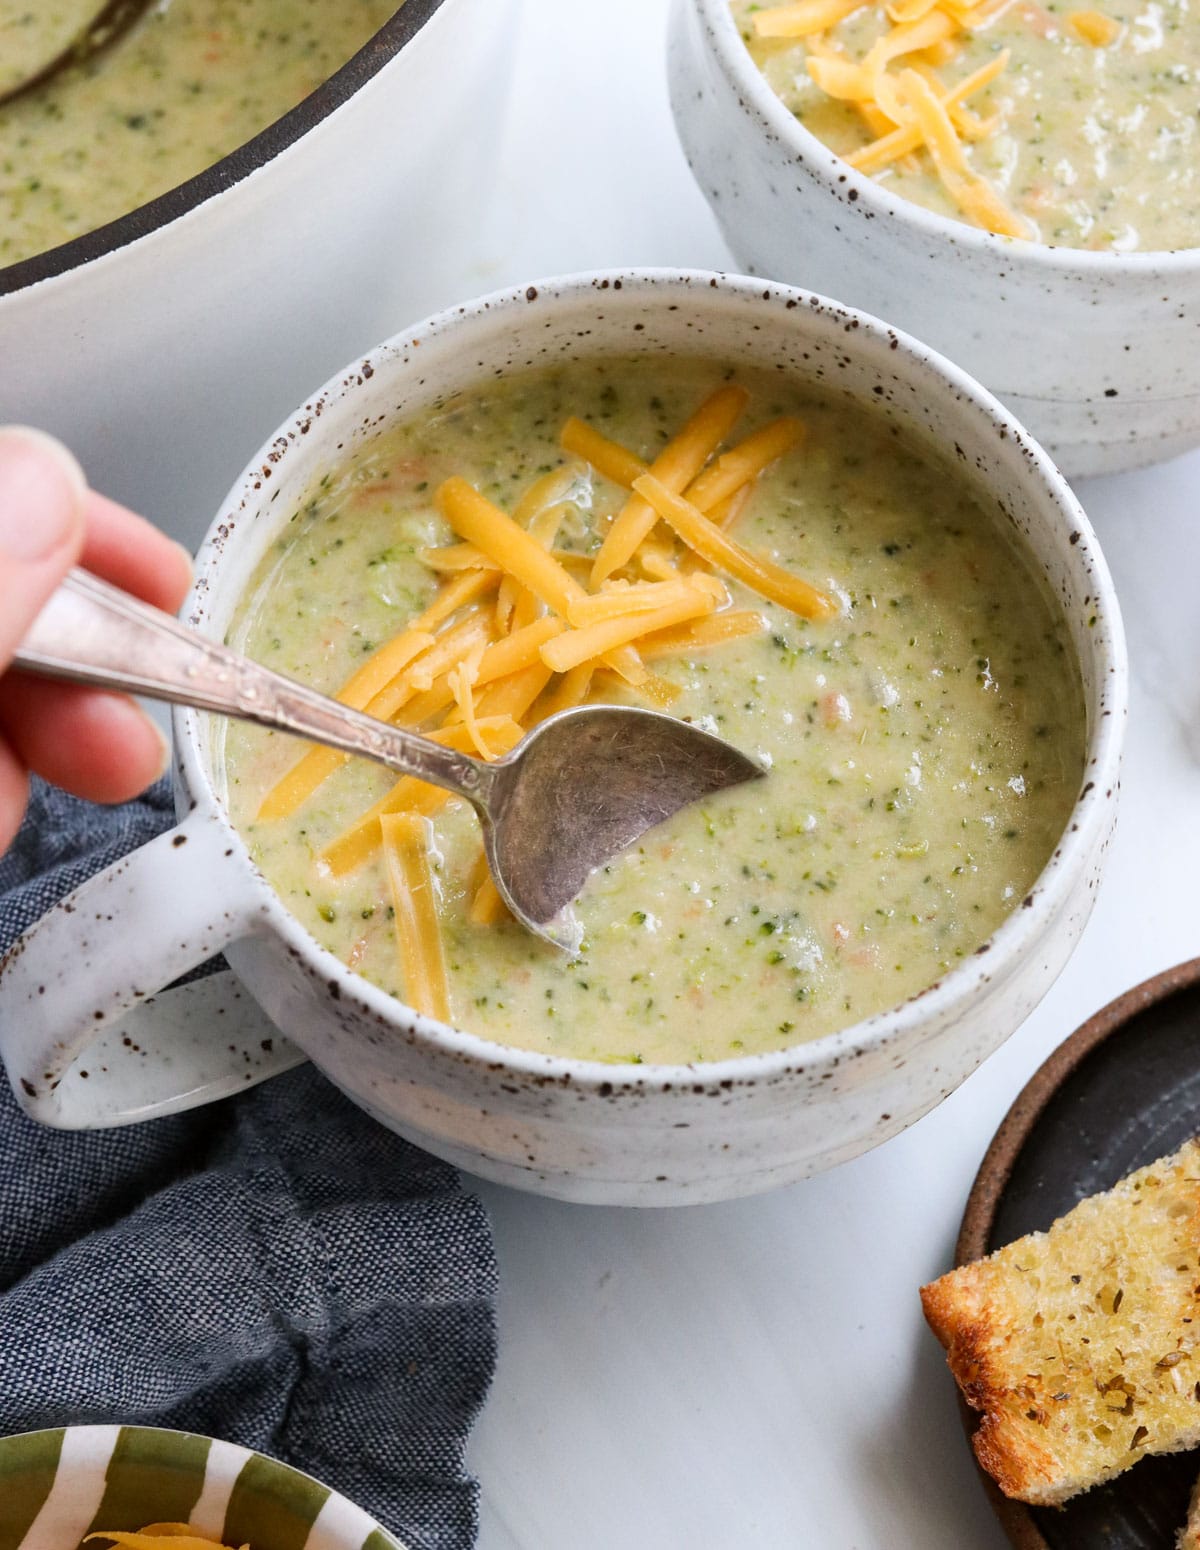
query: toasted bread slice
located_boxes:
[1179,1472,1200,1550]
[921,1138,1200,1506]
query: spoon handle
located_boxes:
[14,569,492,804]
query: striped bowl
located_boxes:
[0,1427,406,1550]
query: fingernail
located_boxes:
[172,539,195,580]
[0,426,86,560]
[110,696,171,781]
[147,714,171,780]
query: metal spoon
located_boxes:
[0,0,152,107]
[15,569,764,948]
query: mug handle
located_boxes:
[0,808,304,1128]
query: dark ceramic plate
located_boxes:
[954,957,1200,1550]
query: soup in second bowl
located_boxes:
[223,356,1085,1065]
[0,0,401,268]
[734,0,1199,251]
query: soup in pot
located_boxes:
[0,0,401,267]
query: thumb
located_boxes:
[0,426,87,666]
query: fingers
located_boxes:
[0,734,29,857]
[44,487,188,798]
[82,490,192,612]
[0,673,169,804]
[0,426,87,665]
[0,426,88,843]
[0,428,185,837]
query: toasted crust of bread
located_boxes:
[921,1138,1200,1506]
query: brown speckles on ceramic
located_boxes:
[0,811,305,1126]
[0,272,1126,1204]
[668,0,1200,476]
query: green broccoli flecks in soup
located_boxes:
[223,357,1086,1065]
[0,0,400,267]
[735,0,1200,252]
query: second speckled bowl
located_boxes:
[669,0,1200,476]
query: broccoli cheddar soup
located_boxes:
[0,0,400,268]
[735,0,1200,251]
[224,359,1086,1065]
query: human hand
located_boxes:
[0,426,193,853]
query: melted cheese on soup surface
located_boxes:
[0,0,399,268]
[735,0,1200,251]
[223,358,1086,1065]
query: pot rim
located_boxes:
[0,0,449,298]
[180,266,1127,1096]
[687,0,1200,275]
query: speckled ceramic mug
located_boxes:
[668,0,1200,477]
[0,271,1127,1205]
[0,1425,404,1549]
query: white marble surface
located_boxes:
[439,3,1200,1547]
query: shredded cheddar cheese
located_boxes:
[847,49,1009,171]
[633,475,838,619]
[706,483,755,534]
[321,719,524,879]
[683,417,806,510]
[447,643,492,760]
[566,575,724,629]
[534,661,596,720]
[894,68,1033,239]
[436,477,588,619]
[87,1531,243,1550]
[638,608,767,659]
[754,0,867,37]
[1068,7,1120,44]
[588,384,748,586]
[380,813,450,1023]
[754,0,1036,237]
[541,589,720,675]
[470,870,509,926]
[256,607,494,821]
[560,417,647,486]
[886,0,940,20]
[863,9,958,73]
[471,661,556,723]
[258,380,833,1020]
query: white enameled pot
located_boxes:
[0,0,515,550]
[0,271,1127,1205]
[668,0,1200,478]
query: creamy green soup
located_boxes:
[223,358,1085,1065]
[0,0,399,268]
[735,0,1200,251]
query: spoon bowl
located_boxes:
[16,569,763,945]
[484,704,763,946]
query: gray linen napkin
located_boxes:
[0,778,498,1550]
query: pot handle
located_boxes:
[0,809,303,1129]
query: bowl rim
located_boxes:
[182,266,1127,1096]
[688,0,1200,273]
[0,1422,405,1546]
[0,0,449,298]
